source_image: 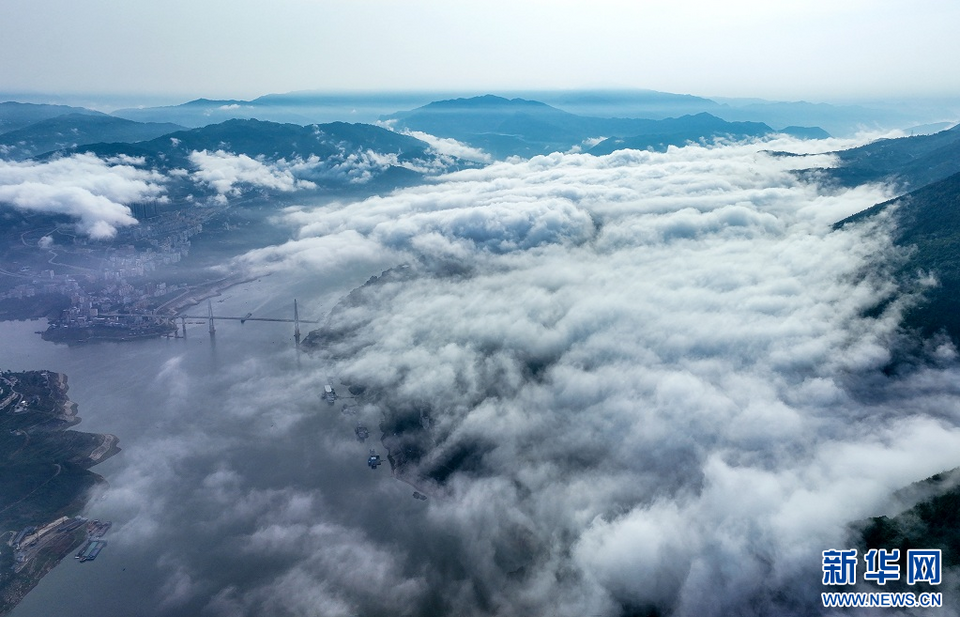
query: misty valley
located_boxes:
[3,90,960,617]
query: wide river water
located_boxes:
[2,266,433,616]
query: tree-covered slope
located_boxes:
[838,170,960,342]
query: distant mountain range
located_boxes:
[0,92,842,166]
[109,92,458,128]
[63,117,429,169]
[384,95,821,158]
[97,89,955,138]
[0,114,184,160]
[7,89,956,166]
[112,97,320,129]
[0,101,103,134]
[528,91,957,137]
[522,89,724,120]
[106,92,830,160]
[712,100,907,138]
[587,113,778,155]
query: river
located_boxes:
[2,266,435,617]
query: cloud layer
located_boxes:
[230,137,960,615]
[188,150,314,197]
[37,136,957,617]
[0,129,467,238]
[0,153,165,238]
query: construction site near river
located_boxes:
[8,517,111,572]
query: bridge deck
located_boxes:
[179,316,319,323]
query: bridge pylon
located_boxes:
[294,299,301,346]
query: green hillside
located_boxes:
[838,171,960,342]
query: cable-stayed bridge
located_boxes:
[178,299,318,344]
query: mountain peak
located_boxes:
[180,98,246,108]
[411,95,555,112]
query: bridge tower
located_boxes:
[207,300,216,336]
[294,299,301,346]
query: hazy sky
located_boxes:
[2,0,958,102]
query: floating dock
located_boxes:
[88,520,112,538]
[75,540,106,562]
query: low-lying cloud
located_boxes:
[0,153,165,238]
[50,134,960,617]
[188,141,464,197]
[0,123,478,241]
[189,150,316,197]
[228,137,960,615]
[399,129,493,164]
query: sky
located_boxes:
[2,0,960,102]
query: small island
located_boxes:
[0,370,119,616]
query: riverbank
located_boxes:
[0,370,118,616]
